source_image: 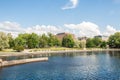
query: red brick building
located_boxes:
[56,32,75,41]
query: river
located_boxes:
[0,51,120,80]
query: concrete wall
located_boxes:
[0,57,48,68]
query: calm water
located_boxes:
[0,51,120,80]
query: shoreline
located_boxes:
[0,48,120,57]
[0,49,120,68]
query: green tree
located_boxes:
[86,38,95,48]
[7,33,14,48]
[27,33,39,48]
[13,46,24,52]
[93,37,102,47]
[14,37,25,47]
[108,32,120,48]
[100,41,107,48]
[18,33,30,48]
[39,34,48,48]
[79,40,86,49]
[62,34,75,48]
[86,37,102,48]
[0,32,9,50]
[48,33,61,47]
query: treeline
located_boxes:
[0,32,75,51]
[0,32,120,52]
[86,37,107,48]
[86,32,120,48]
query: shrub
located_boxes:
[13,46,24,52]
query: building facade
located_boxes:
[56,32,75,41]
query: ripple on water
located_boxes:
[0,51,120,80]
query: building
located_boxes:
[94,35,109,41]
[78,37,87,50]
[78,37,87,41]
[56,32,75,41]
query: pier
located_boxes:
[0,57,48,68]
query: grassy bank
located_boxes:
[0,47,120,56]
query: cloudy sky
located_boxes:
[0,0,120,37]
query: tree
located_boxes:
[13,46,24,52]
[27,33,39,48]
[86,38,95,48]
[18,33,30,48]
[74,40,86,49]
[62,34,75,48]
[48,33,61,47]
[39,34,48,48]
[86,37,102,48]
[100,41,107,48]
[7,33,14,48]
[108,32,120,48]
[0,32,9,50]
[79,40,86,49]
[93,37,102,47]
[14,37,25,47]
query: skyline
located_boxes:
[0,0,120,37]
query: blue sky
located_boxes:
[0,0,120,37]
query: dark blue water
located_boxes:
[0,51,120,80]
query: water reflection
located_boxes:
[0,51,120,80]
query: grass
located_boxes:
[0,47,107,53]
[29,47,84,52]
[0,49,15,52]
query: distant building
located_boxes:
[94,35,102,39]
[78,37,88,50]
[78,37,87,41]
[56,32,75,41]
[94,35,109,41]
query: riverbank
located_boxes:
[0,48,120,57]
[0,48,120,68]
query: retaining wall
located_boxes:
[0,57,48,68]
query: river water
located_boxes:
[0,51,120,80]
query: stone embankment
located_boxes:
[0,57,48,68]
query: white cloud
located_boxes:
[0,21,65,37]
[0,21,24,37]
[0,21,120,38]
[26,25,63,35]
[62,0,78,10]
[64,21,101,37]
[103,25,117,36]
[0,21,64,37]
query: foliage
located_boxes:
[86,37,102,48]
[108,32,120,48]
[93,37,102,47]
[74,40,86,49]
[74,40,80,48]
[2,31,120,50]
[7,33,14,48]
[18,33,30,48]
[13,46,24,52]
[86,38,95,48]
[48,33,61,47]
[79,40,86,48]
[27,33,39,48]
[100,41,107,48]
[14,37,25,47]
[39,34,48,48]
[0,32,9,50]
[62,34,75,48]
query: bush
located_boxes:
[13,46,24,52]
